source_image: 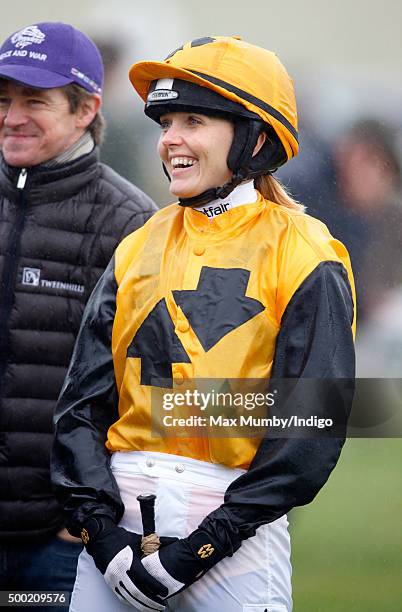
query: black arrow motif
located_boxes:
[173,267,265,351]
[127,298,190,387]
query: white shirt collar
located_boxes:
[193,181,257,219]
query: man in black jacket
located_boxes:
[0,21,157,599]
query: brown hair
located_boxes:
[63,83,106,146]
[254,173,305,212]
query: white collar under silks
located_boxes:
[193,181,257,220]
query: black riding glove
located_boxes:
[141,528,225,598]
[81,516,175,610]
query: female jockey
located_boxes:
[52,36,355,612]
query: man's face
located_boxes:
[0,80,86,167]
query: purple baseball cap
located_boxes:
[0,22,103,94]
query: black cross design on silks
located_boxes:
[127,267,264,387]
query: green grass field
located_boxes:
[290,439,401,611]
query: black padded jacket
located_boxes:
[0,149,157,541]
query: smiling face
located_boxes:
[0,79,98,167]
[157,111,234,199]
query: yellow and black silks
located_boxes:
[107,194,355,468]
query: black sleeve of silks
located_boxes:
[51,255,124,537]
[199,261,355,555]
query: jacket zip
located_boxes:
[0,168,28,387]
[16,168,27,189]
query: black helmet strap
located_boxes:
[177,173,248,208]
[227,119,263,173]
